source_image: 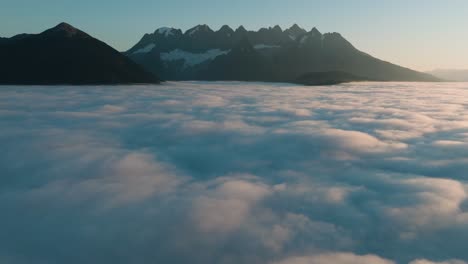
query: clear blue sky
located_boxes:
[1,0,467,71]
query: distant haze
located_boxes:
[1,0,468,71]
[427,69,468,82]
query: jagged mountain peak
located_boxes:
[218,25,234,36]
[235,25,247,33]
[310,27,322,36]
[271,25,283,32]
[154,27,181,37]
[289,24,303,31]
[297,28,325,47]
[186,24,213,35]
[54,22,77,31]
[219,25,234,32]
[285,24,307,40]
[42,22,89,38]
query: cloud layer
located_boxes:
[0,81,467,264]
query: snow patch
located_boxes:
[188,25,206,36]
[254,44,281,50]
[188,28,199,36]
[160,49,230,68]
[133,43,156,54]
[157,27,175,37]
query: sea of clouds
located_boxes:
[0,81,467,264]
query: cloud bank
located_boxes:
[0,81,467,264]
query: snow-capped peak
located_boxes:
[187,25,212,36]
[156,27,175,37]
[285,24,306,41]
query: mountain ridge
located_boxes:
[126,24,439,83]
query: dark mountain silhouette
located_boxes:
[126,24,439,83]
[0,23,159,85]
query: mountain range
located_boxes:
[0,23,159,85]
[126,24,438,83]
[0,23,439,85]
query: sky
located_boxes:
[1,0,467,71]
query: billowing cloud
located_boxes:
[191,176,271,233]
[0,81,468,263]
[409,260,467,264]
[271,252,396,264]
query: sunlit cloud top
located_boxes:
[1,81,468,263]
